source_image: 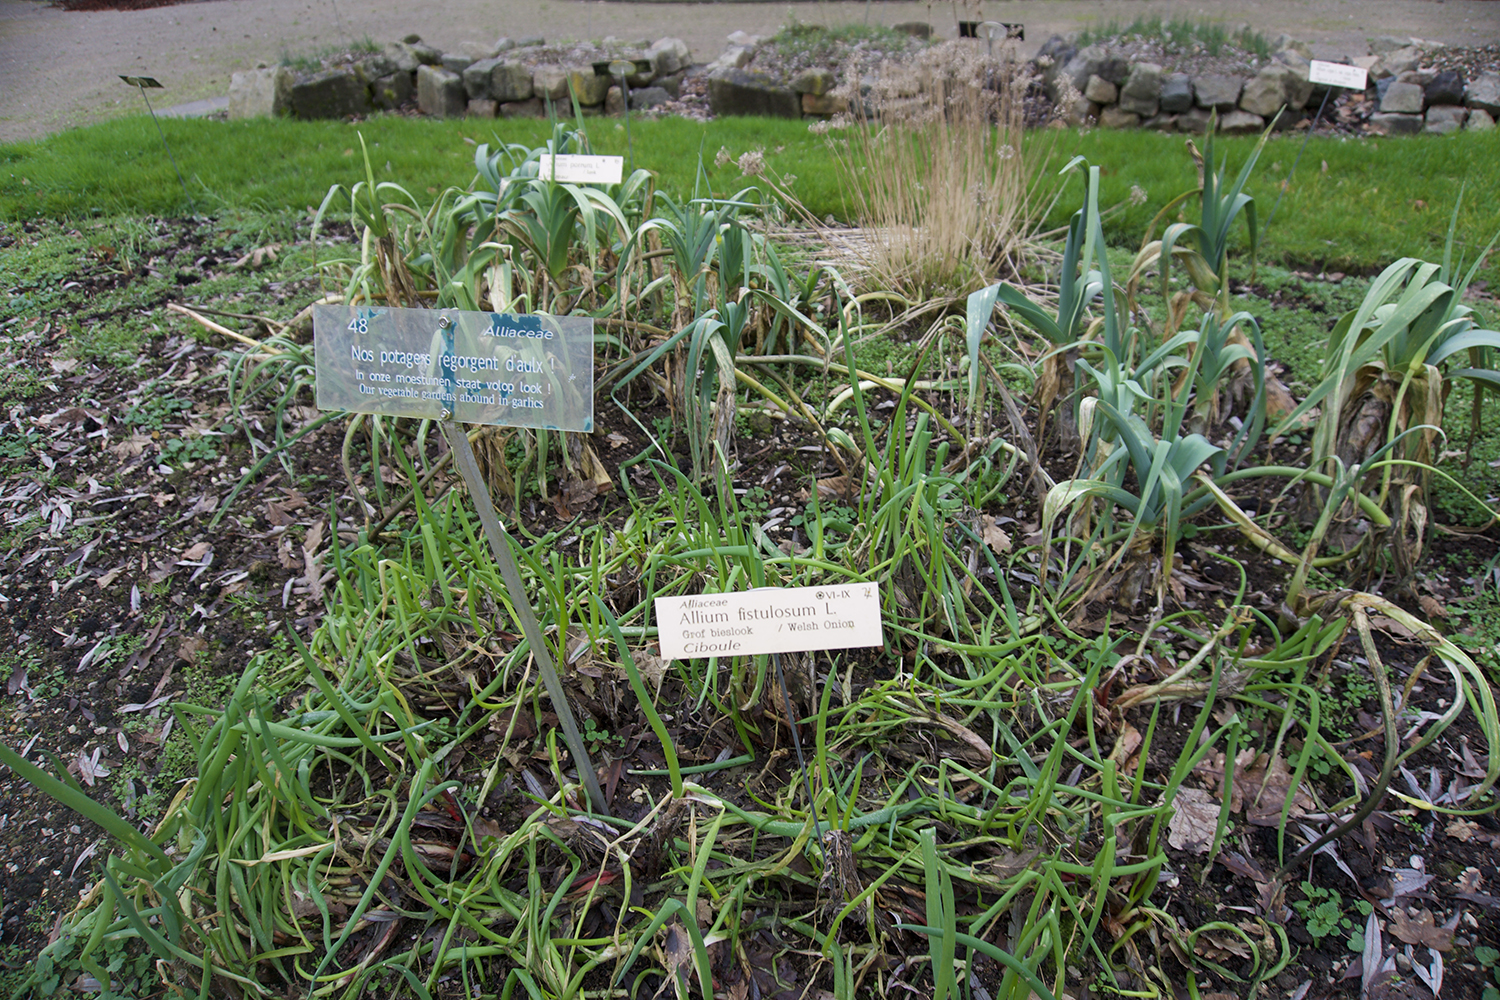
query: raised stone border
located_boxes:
[228,29,1498,136]
[230,34,696,121]
[1035,32,1495,135]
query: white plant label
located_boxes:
[534,154,624,185]
[655,584,884,659]
[1308,61,1368,91]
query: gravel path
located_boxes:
[1,0,1498,143]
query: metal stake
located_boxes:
[1266,87,1334,232]
[119,76,192,210]
[772,652,824,848]
[442,421,609,815]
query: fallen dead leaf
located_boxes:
[605,431,630,449]
[1446,818,1500,847]
[1167,787,1220,854]
[180,541,211,562]
[1387,907,1453,951]
[982,521,1012,554]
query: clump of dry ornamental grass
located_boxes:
[817,41,1053,298]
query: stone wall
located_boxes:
[229,34,694,121]
[227,29,1500,137]
[1034,34,1497,135]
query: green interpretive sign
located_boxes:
[312,304,594,432]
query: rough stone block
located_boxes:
[354,54,397,85]
[516,36,545,48]
[1374,46,1422,78]
[1424,105,1467,134]
[1380,81,1425,114]
[802,91,847,116]
[1176,107,1214,133]
[792,67,835,96]
[567,67,610,105]
[1160,73,1193,113]
[707,46,753,74]
[1098,106,1139,129]
[1118,62,1162,117]
[631,86,672,110]
[467,98,497,118]
[1466,108,1495,130]
[491,62,534,102]
[1061,44,1108,95]
[1369,35,1410,55]
[408,42,443,66]
[647,37,691,76]
[441,54,474,74]
[458,40,497,61]
[385,42,420,73]
[1369,112,1422,134]
[1240,65,1293,117]
[1425,71,1465,106]
[417,64,466,117]
[1141,113,1178,131]
[707,67,801,119]
[1194,75,1243,111]
[1218,109,1265,134]
[370,70,414,110]
[500,97,546,118]
[533,67,570,101]
[1084,75,1117,105]
[228,66,292,119]
[463,57,502,99]
[1061,96,1096,125]
[655,72,684,98]
[605,86,626,115]
[1467,72,1500,114]
[493,37,517,54]
[288,68,370,120]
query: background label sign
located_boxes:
[535,154,624,185]
[656,585,884,659]
[1308,60,1368,90]
[313,304,594,431]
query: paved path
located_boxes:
[2,0,1498,143]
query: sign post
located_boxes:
[119,75,192,208]
[314,303,607,814]
[1267,61,1371,229]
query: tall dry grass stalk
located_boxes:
[819,41,1050,298]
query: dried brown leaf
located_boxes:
[1387,908,1453,951]
[1167,787,1220,854]
[982,521,1012,554]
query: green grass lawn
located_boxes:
[4,112,1497,284]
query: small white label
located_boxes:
[535,154,624,185]
[1308,60,1368,90]
[656,584,884,659]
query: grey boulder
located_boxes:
[1194,74,1243,111]
[1369,112,1422,134]
[287,68,370,120]
[228,66,292,119]
[417,64,466,117]
[1118,62,1162,117]
[1379,81,1425,114]
[1424,105,1467,134]
[1467,72,1500,114]
[707,67,801,119]
[1160,73,1193,113]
